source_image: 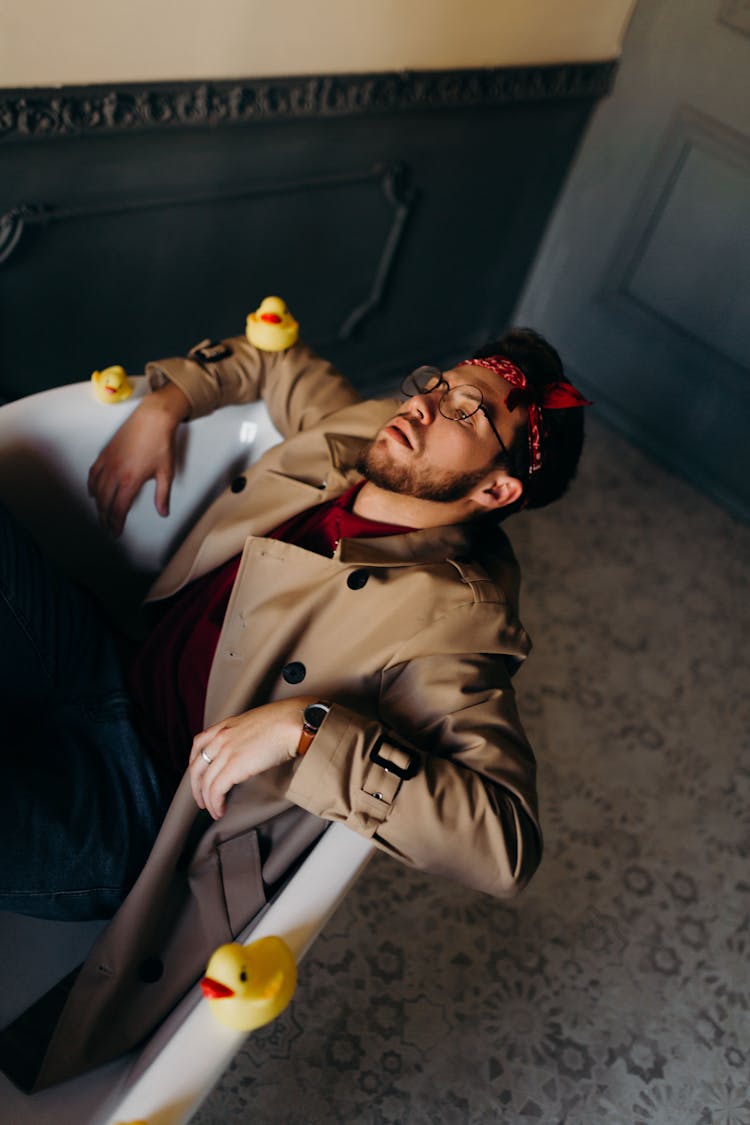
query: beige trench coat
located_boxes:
[14,338,541,1091]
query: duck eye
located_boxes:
[240,969,248,982]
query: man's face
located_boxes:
[358,364,527,503]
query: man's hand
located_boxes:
[87,382,189,537]
[189,697,317,819]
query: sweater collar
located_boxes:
[322,430,515,568]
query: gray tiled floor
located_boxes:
[195,418,750,1124]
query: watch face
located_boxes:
[303,701,331,731]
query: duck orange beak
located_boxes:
[200,976,235,999]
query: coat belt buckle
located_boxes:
[369,737,420,780]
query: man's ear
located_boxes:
[469,471,524,512]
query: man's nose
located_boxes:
[404,390,439,424]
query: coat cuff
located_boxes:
[286,704,416,837]
[145,336,264,420]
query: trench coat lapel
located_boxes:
[147,429,374,601]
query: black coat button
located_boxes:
[138,956,164,983]
[347,569,369,590]
[282,661,306,684]
[231,475,246,493]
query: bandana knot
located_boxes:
[463,355,592,476]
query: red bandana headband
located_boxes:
[462,356,592,475]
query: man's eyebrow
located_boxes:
[466,376,505,413]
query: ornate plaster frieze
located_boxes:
[0,62,617,142]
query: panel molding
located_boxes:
[0,62,616,143]
[600,104,750,403]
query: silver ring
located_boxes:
[200,748,213,765]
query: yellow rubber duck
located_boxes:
[246,296,299,352]
[91,364,133,404]
[200,937,297,1032]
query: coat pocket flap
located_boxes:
[216,828,267,938]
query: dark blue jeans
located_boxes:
[0,504,168,921]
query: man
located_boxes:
[1,324,588,1089]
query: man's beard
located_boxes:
[355,439,491,503]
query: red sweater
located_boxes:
[128,483,411,788]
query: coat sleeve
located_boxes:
[284,643,542,900]
[145,336,362,436]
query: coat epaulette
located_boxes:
[446,558,503,604]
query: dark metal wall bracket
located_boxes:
[0,162,416,341]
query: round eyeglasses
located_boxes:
[400,366,508,456]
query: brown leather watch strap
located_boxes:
[296,725,317,758]
[295,701,331,758]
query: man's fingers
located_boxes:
[190,724,222,764]
[93,477,119,532]
[86,389,184,538]
[190,727,224,808]
[102,467,158,536]
[191,755,227,820]
[87,458,109,510]
[88,454,171,536]
[188,705,296,818]
[87,461,134,537]
[106,480,140,538]
[204,764,234,820]
[189,730,244,820]
[154,464,173,519]
[107,494,129,538]
[86,461,99,497]
[189,746,212,808]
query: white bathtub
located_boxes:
[0,378,373,1124]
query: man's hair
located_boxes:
[472,327,585,514]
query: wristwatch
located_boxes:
[295,701,331,758]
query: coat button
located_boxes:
[231,475,246,493]
[138,956,164,983]
[282,661,306,684]
[347,569,369,590]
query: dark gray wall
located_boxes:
[0,65,613,401]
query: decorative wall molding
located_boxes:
[601,105,750,401]
[0,62,616,143]
[0,58,603,404]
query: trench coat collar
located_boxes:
[336,522,475,566]
[323,432,512,568]
[325,430,371,474]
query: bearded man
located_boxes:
[0,325,589,1088]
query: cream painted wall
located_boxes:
[1,0,637,88]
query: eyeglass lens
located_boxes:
[402,368,483,421]
[401,367,444,397]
